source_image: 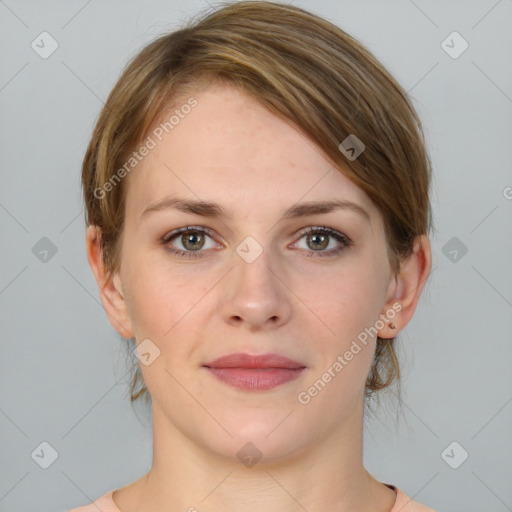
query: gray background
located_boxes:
[1,1,511,511]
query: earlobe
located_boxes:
[85,225,134,339]
[378,235,432,339]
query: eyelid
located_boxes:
[162,225,218,242]
[294,225,350,240]
[291,225,353,252]
[161,226,221,259]
[163,225,350,244]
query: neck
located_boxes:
[114,398,396,512]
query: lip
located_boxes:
[202,353,306,391]
[204,353,305,369]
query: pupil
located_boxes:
[184,232,203,250]
[309,233,327,250]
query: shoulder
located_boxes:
[68,489,119,512]
[390,485,438,512]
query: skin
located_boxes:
[87,82,431,512]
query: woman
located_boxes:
[71,1,436,510]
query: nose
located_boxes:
[221,245,292,331]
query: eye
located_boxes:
[161,225,352,259]
[293,226,352,257]
[162,226,219,259]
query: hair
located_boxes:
[81,0,433,407]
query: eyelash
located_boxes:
[161,225,353,259]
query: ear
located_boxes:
[86,225,134,339]
[377,234,432,339]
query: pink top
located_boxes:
[68,484,437,511]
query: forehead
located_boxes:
[124,82,378,225]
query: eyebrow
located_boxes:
[141,196,370,222]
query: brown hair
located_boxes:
[82,0,433,406]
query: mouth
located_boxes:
[202,353,306,391]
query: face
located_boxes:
[110,82,399,462]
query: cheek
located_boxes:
[120,262,208,388]
[296,260,384,343]
[291,259,386,396]
[296,272,381,410]
[120,252,215,341]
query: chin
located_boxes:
[212,417,307,463]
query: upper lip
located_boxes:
[203,353,305,369]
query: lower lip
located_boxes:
[204,367,305,391]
